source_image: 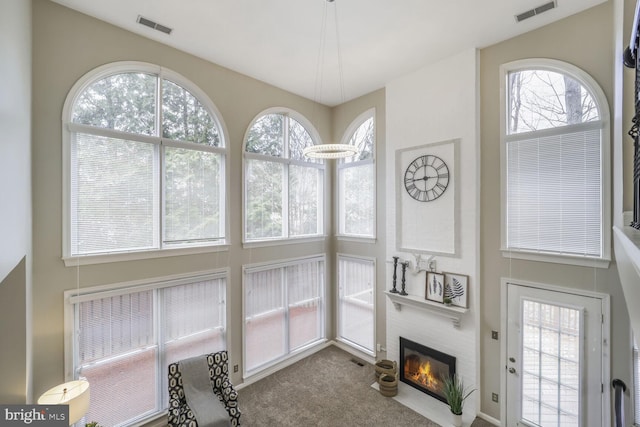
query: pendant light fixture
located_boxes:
[303,0,357,159]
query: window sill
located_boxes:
[63,244,230,267]
[242,235,327,249]
[335,235,377,244]
[500,249,610,269]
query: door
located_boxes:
[505,283,605,427]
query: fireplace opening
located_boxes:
[399,337,456,404]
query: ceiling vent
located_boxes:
[136,15,173,35]
[515,1,556,22]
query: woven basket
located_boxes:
[374,359,397,379]
[378,373,398,397]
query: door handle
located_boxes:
[508,367,516,374]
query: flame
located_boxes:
[405,360,439,390]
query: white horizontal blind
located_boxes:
[163,147,224,243]
[506,126,602,257]
[289,164,322,236]
[74,275,226,427]
[67,66,226,256]
[243,111,325,243]
[244,256,325,374]
[337,255,374,353]
[338,115,375,238]
[71,132,158,254]
[339,163,375,236]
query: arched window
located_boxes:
[243,109,325,242]
[337,110,376,238]
[63,62,227,260]
[500,59,610,265]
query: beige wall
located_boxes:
[480,2,632,421]
[0,0,32,403]
[30,0,340,400]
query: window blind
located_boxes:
[73,275,226,426]
[505,125,602,257]
[337,255,375,353]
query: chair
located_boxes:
[168,351,241,427]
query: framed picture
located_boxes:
[425,272,445,303]
[444,273,468,308]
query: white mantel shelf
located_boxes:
[384,291,468,328]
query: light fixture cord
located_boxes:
[314,2,329,106]
[333,2,345,104]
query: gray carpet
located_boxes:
[237,345,497,427]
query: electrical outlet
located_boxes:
[233,364,239,373]
[376,343,381,352]
[491,330,499,340]
[492,393,499,403]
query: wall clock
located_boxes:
[403,155,449,202]
[396,139,459,256]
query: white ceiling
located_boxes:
[51,0,606,106]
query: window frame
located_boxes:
[336,109,377,241]
[634,334,640,426]
[336,253,376,356]
[63,269,228,426]
[61,61,230,266]
[241,254,327,378]
[499,58,611,268]
[242,107,327,246]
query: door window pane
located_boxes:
[521,299,581,427]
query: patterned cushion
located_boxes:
[168,351,241,427]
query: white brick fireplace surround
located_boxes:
[386,298,477,426]
[384,48,480,427]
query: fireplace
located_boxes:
[399,337,456,404]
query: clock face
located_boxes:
[404,155,449,202]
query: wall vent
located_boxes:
[136,15,173,35]
[515,1,556,22]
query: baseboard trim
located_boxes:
[331,340,376,365]
[476,411,500,426]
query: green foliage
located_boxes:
[440,374,475,415]
[85,422,102,427]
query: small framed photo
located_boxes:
[425,272,445,303]
[444,273,468,308]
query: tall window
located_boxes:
[243,109,325,242]
[337,255,375,355]
[337,111,376,238]
[64,62,227,259]
[66,273,226,426]
[243,256,325,375]
[501,59,610,265]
